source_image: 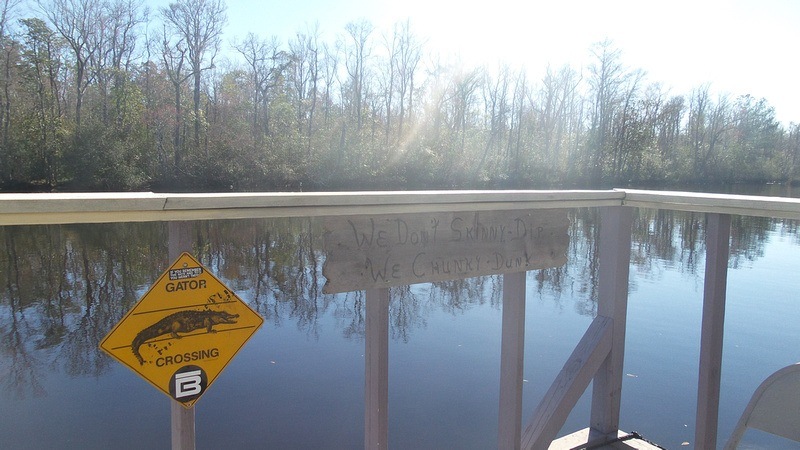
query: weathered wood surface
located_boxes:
[4,189,800,225]
[695,213,731,450]
[590,206,633,437]
[622,189,800,220]
[498,272,527,450]
[0,190,621,225]
[365,288,389,450]
[169,222,196,450]
[322,209,569,293]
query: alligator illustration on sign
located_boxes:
[132,310,239,365]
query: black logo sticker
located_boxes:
[169,365,208,403]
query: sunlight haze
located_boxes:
[196,0,800,124]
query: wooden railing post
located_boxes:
[168,221,196,450]
[695,213,731,449]
[365,287,389,449]
[521,206,631,449]
[498,272,527,450]
[590,206,633,439]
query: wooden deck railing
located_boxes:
[3,189,800,450]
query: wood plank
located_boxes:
[0,192,167,214]
[591,206,633,437]
[695,214,731,450]
[322,209,569,293]
[0,200,617,226]
[170,402,195,450]
[365,288,389,450]
[521,316,613,450]
[621,189,800,220]
[498,272,527,450]
[0,190,624,225]
[161,190,625,211]
[5,189,800,225]
[169,222,196,450]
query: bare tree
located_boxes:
[379,27,398,144]
[656,95,684,158]
[687,84,709,177]
[506,69,527,177]
[39,0,102,130]
[608,68,644,180]
[539,65,580,173]
[0,0,22,39]
[161,0,227,149]
[234,32,281,141]
[342,19,373,131]
[393,20,421,140]
[475,65,510,177]
[687,85,731,179]
[450,67,482,149]
[289,25,320,154]
[89,0,147,125]
[587,39,628,182]
[158,26,191,174]
[321,42,338,127]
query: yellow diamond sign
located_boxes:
[100,252,263,408]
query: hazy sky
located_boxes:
[159,0,800,124]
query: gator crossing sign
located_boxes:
[100,252,263,408]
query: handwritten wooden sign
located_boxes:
[322,209,569,293]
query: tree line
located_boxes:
[1,0,799,192]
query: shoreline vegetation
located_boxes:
[1,1,799,193]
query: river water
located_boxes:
[1,188,800,449]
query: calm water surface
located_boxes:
[2,190,800,449]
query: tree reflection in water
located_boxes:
[0,208,785,399]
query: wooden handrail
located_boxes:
[3,189,800,226]
[621,188,800,220]
[0,190,622,225]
